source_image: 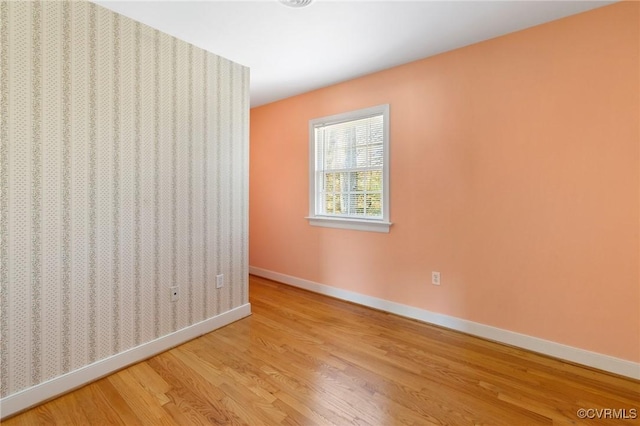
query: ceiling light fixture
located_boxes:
[279,0,314,8]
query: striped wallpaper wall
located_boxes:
[0,1,249,398]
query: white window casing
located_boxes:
[307,104,391,233]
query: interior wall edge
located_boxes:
[248,266,640,381]
[0,304,252,420]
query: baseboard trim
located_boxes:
[250,266,640,380]
[0,303,251,420]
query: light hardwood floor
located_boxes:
[4,275,639,425]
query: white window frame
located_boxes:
[306,104,391,233]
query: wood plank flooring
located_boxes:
[4,275,639,425]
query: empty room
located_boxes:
[1,0,638,424]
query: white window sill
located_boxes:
[305,216,392,233]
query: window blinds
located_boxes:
[315,114,384,218]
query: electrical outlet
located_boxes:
[216,274,224,289]
[170,286,179,302]
[431,271,441,286]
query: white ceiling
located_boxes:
[96,0,612,107]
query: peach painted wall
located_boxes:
[250,2,639,362]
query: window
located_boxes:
[307,104,391,233]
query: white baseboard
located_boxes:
[0,303,251,420]
[249,266,640,380]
